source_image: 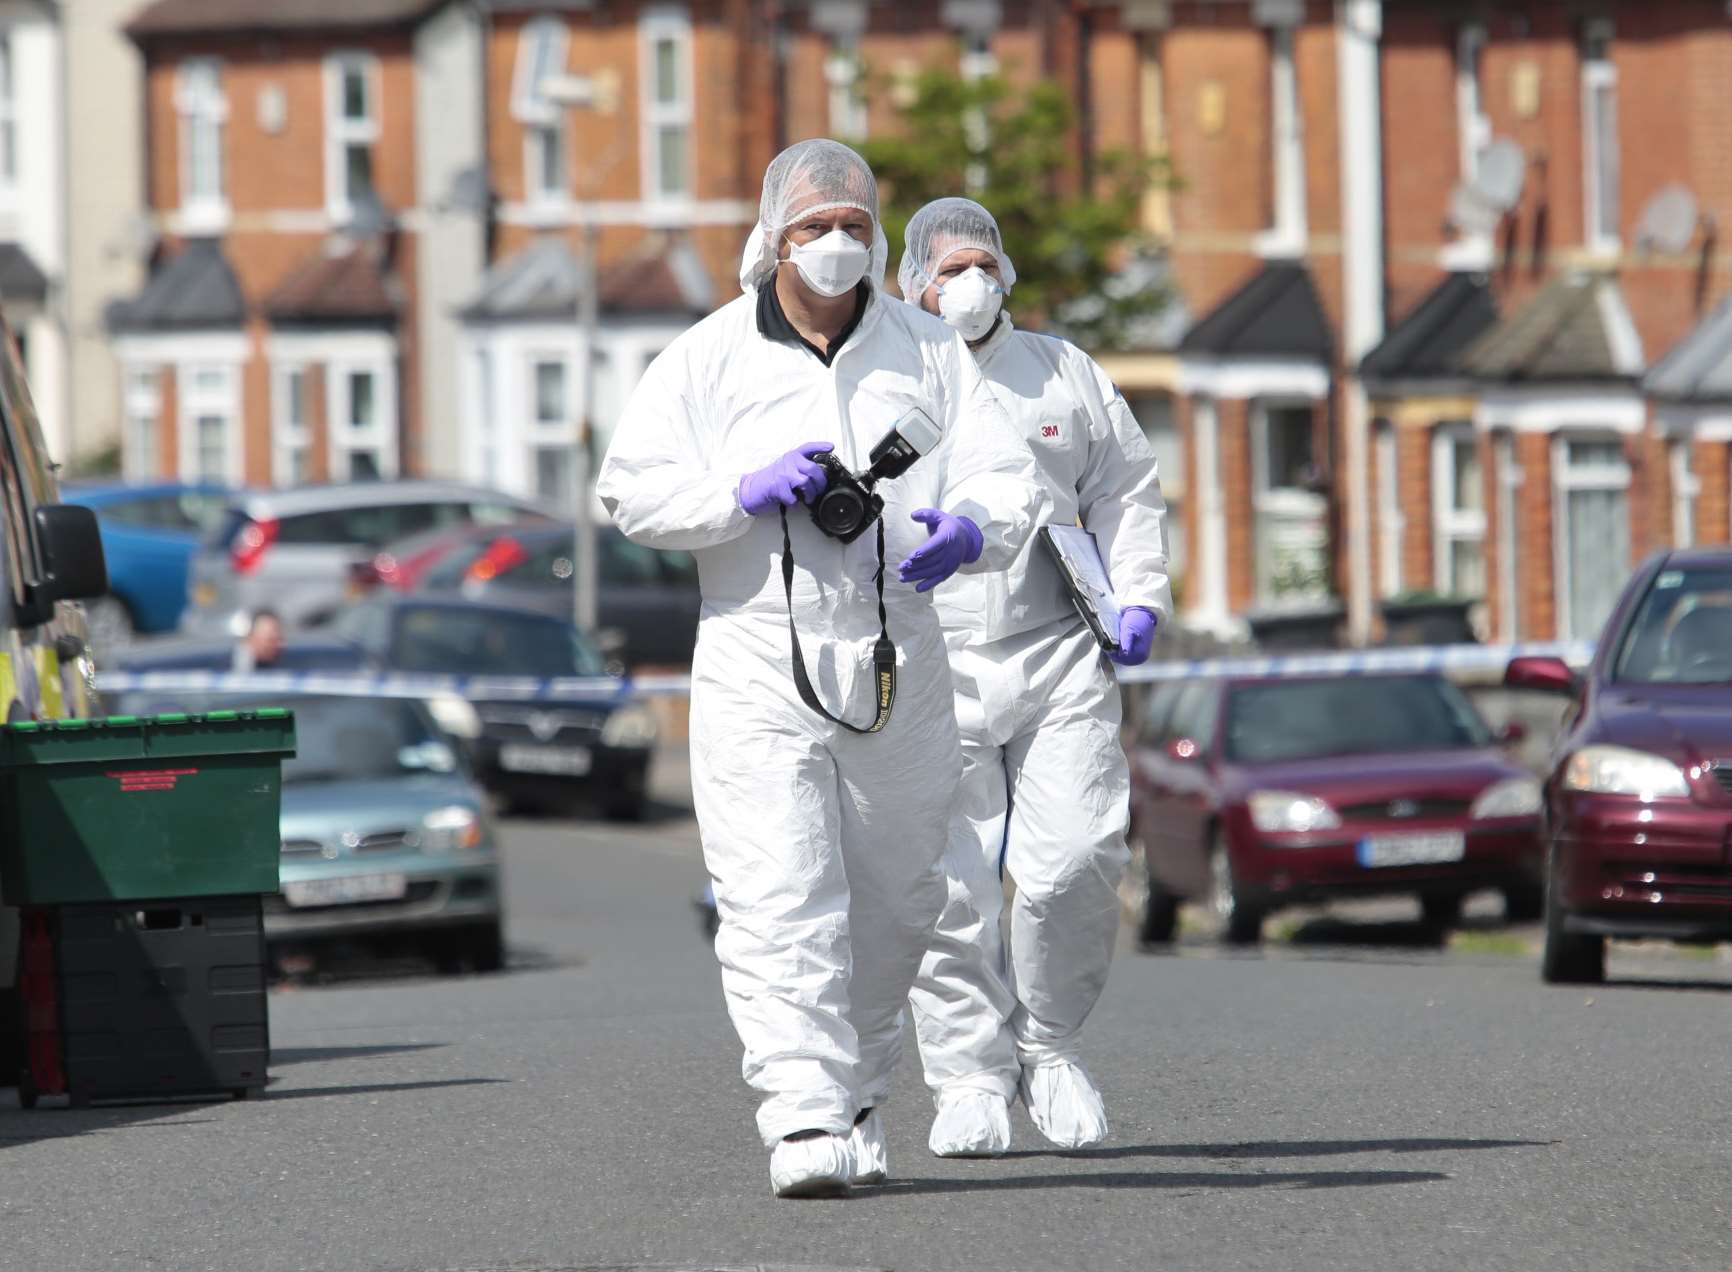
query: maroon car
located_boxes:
[1132,672,1543,944]
[1507,547,1732,984]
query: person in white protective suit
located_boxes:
[596,146,1044,1198]
[897,197,1171,1157]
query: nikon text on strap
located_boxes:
[779,507,897,734]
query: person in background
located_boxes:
[233,609,285,672]
[897,197,1171,1157]
[597,144,1044,1198]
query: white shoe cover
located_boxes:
[1021,1061,1109,1149]
[849,1108,889,1183]
[769,1133,852,1198]
[928,1090,1012,1158]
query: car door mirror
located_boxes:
[1505,656,1578,695]
[1165,737,1202,762]
[24,504,109,623]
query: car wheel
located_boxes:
[1208,832,1263,946]
[1419,892,1465,929]
[1541,869,1604,985]
[1502,882,1544,923]
[83,595,135,649]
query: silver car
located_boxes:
[181,481,548,636]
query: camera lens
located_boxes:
[816,488,866,536]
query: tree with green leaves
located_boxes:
[858,67,1175,351]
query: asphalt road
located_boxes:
[6,756,1732,1272]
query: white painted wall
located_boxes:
[413,3,487,478]
[62,0,146,469]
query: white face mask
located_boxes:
[937,267,1005,342]
[786,229,872,298]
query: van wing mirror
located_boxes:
[1504,655,1578,695]
[32,503,109,605]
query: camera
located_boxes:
[809,408,943,543]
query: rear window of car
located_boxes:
[276,501,470,549]
[1224,676,1489,763]
[1614,567,1732,683]
[388,606,608,677]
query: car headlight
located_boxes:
[421,805,484,852]
[1248,790,1341,834]
[1471,776,1543,819]
[600,702,658,749]
[427,693,482,740]
[1563,746,1690,800]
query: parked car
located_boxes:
[417,522,700,667]
[322,595,658,818]
[62,482,231,645]
[1132,672,1544,944]
[1507,548,1732,984]
[180,481,547,638]
[0,309,110,1075]
[112,690,504,972]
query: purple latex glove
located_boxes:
[898,508,984,593]
[1109,606,1159,666]
[738,442,834,516]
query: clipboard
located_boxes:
[1039,525,1123,652]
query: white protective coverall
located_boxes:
[898,208,1172,1132]
[596,142,1044,1149]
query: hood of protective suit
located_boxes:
[739,138,890,293]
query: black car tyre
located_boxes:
[1502,882,1544,923]
[1541,870,1605,985]
[1208,832,1263,946]
[1419,891,1465,929]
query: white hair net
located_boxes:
[896,197,1018,301]
[738,138,889,292]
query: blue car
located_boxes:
[63,482,233,645]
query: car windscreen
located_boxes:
[388,606,609,677]
[1613,567,1732,683]
[1224,676,1491,763]
[111,694,451,785]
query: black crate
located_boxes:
[51,895,269,1104]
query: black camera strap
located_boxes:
[779,506,896,735]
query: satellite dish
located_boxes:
[1448,183,1500,236]
[1636,183,1700,254]
[1474,139,1527,211]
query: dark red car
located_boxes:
[1507,547,1732,984]
[1131,672,1544,944]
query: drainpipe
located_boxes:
[1075,4,1095,189]
[769,0,789,154]
[1336,0,1383,644]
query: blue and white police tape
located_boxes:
[94,640,1591,704]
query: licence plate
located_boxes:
[282,873,408,908]
[1356,832,1466,868]
[499,744,593,776]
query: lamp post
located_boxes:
[542,70,620,637]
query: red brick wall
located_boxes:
[157,367,179,482]
[1697,439,1729,545]
[1218,397,1254,614]
[1395,420,1433,593]
[1516,431,1555,641]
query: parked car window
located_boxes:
[423,537,490,588]
[471,500,537,525]
[92,496,153,528]
[388,605,608,678]
[1137,682,1182,744]
[658,548,699,585]
[1225,675,1488,763]
[1166,682,1218,749]
[497,536,572,590]
[329,600,393,656]
[277,501,468,549]
[1613,567,1732,684]
[602,531,664,585]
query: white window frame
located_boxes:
[1671,436,1699,549]
[122,366,163,482]
[327,356,398,481]
[513,16,570,207]
[324,52,381,224]
[1431,424,1486,599]
[271,363,312,487]
[1192,396,1230,627]
[640,5,694,205]
[175,59,229,232]
[0,28,17,209]
[825,40,868,140]
[1250,398,1328,606]
[178,362,242,486]
[526,352,577,506]
[1552,434,1631,640]
[1374,421,1402,598]
[1255,24,1307,259]
[1581,20,1620,257]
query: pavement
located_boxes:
[6,748,1732,1271]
